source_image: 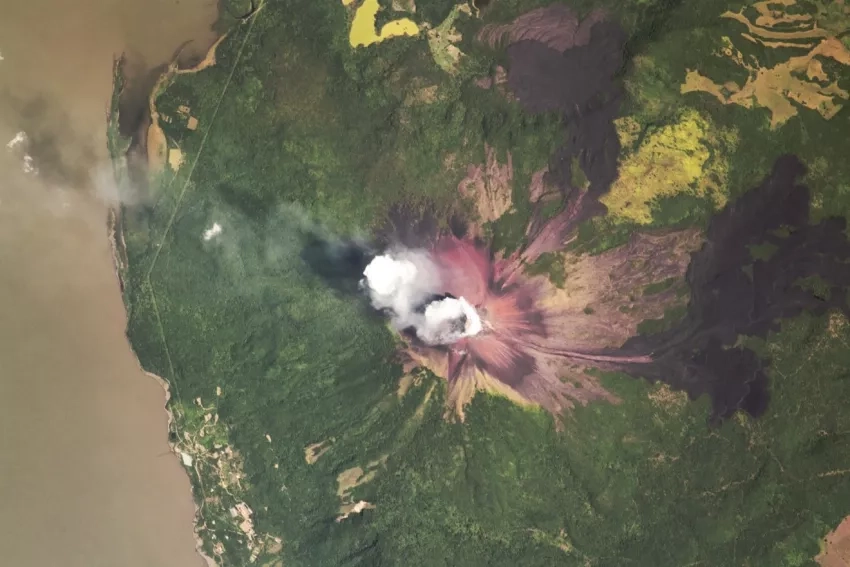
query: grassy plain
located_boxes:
[113,0,850,564]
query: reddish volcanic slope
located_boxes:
[293,8,850,426]
[400,213,698,420]
[404,235,642,419]
[396,9,664,420]
[397,150,850,423]
[383,9,850,424]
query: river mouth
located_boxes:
[0,1,218,566]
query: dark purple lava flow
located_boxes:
[617,156,850,421]
[303,7,850,424]
[484,8,850,422]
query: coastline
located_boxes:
[147,32,230,172]
[106,207,126,293]
[107,201,218,567]
[105,30,235,567]
[108,213,217,567]
[142,368,220,567]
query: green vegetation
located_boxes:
[642,276,678,296]
[796,275,834,302]
[749,241,780,262]
[636,303,688,335]
[570,155,589,191]
[427,3,473,73]
[525,252,567,287]
[113,0,850,565]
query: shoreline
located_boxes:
[142,368,219,567]
[106,28,233,567]
[107,203,218,567]
[109,217,217,566]
[146,32,230,172]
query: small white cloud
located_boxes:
[203,222,223,241]
[22,154,38,175]
[6,131,27,149]
[6,133,38,175]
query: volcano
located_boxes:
[382,7,850,423]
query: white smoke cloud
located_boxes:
[362,249,439,324]
[361,249,482,345]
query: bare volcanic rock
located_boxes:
[504,20,625,115]
[477,5,606,53]
[389,155,850,424]
[527,168,555,203]
[538,229,702,350]
[619,155,850,422]
[477,4,624,222]
[304,10,850,426]
[457,143,514,225]
[498,13,626,246]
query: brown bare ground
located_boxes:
[752,0,812,28]
[303,439,332,464]
[397,372,427,398]
[397,228,696,423]
[816,515,850,567]
[742,33,815,49]
[415,382,437,420]
[336,467,367,497]
[457,143,513,225]
[177,34,228,75]
[493,65,507,85]
[683,37,850,128]
[682,0,850,128]
[146,123,168,172]
[406,85,438,105]
[396,374,415,398]
[334,457,386,521]
[528,168,557,203]
[827,311,849,339]
[265,537,283,555]
[539,228,703,350]
[722,3,827,41]
[168,148,184,171]
[336,456,386,499]
[336,500,375,522]
[445,367,532,421]
[475,76,493,89]
[403,346,535,422]
[145,67,173,172]
[807,58,828,82]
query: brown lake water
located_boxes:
[0,1,218,565]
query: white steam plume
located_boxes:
[361,249,482,345]
[421,296,482,344]
[362,249,439,325]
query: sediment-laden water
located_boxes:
[0,1,218,565]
